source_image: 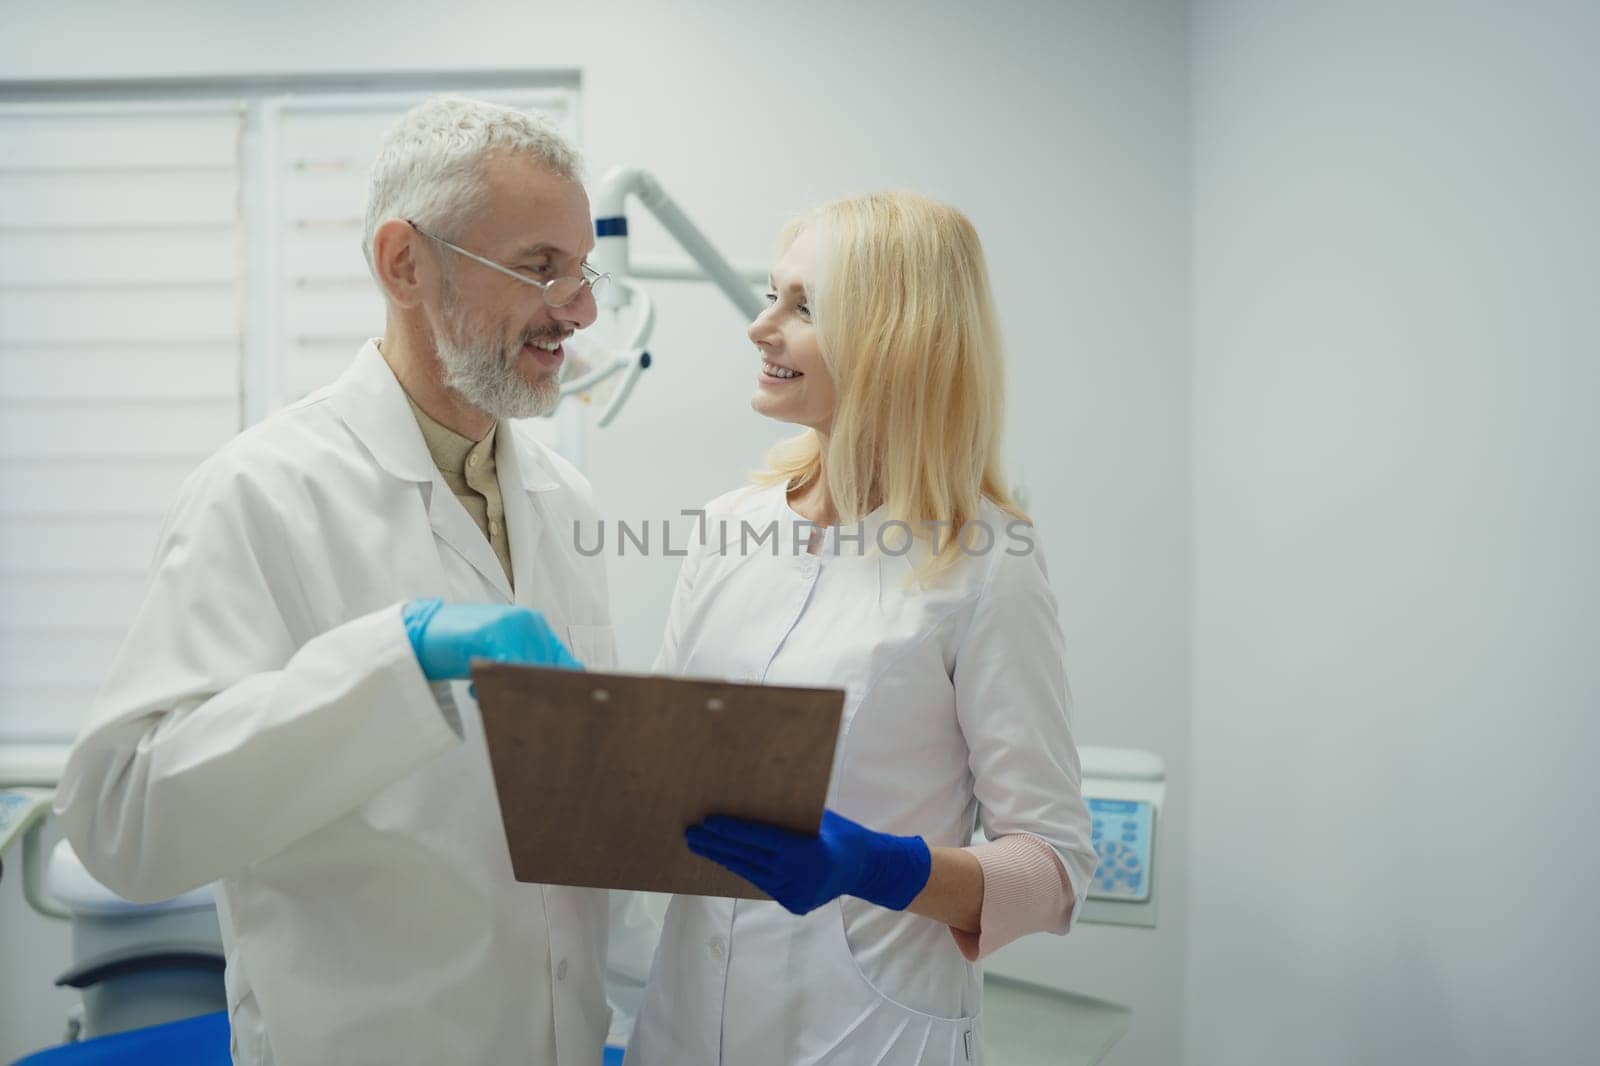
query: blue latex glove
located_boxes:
[402,598,582,680]
[685,809,931,915]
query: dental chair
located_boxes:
[4,789,632,1065]
[1,789,229,1063]
[40,840,227,1041]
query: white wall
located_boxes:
[0,2,1192,1063]
[1188,2,1599,1063]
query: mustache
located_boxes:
[520,326,571,346]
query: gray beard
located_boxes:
[435,286,561,421]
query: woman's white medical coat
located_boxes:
[53,342,638,1066]
[629,484,1096,1066]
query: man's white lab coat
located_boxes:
[55,340,636,1065]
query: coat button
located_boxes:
[708,936,727,962]
[556,958,568,981]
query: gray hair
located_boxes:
[361,96,584,273]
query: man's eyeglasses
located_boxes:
[407,220,610,308]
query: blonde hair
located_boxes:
[756,190,1028,582]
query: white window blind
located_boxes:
[0,83,581,756]
[0,101,246,748]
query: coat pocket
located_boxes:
[565,623,617,671]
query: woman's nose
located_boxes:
[747,309,776,348]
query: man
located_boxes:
[54,97,637,1065]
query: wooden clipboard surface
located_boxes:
[473,663,844,899]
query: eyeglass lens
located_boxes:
[545,273,609,308]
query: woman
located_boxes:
[629,192,1096,1065]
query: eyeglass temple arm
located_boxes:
[426,231,544,288]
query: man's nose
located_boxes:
[553,288,598,331]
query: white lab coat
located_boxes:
[54,340,647,1066]
[629,484,1097,1066]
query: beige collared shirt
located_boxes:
[405,394,514,589]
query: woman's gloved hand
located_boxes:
[402,598,583,680]
[685,809,931,915]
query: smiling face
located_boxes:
[426,152,597,419]
[749,228,837,435]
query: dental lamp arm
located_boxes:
[567,167,763,427]
[592,166,766,321]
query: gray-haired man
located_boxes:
[56,97,647,1065]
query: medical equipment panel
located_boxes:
[1088,797,1154,903]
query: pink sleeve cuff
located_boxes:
[948,833,1077,962]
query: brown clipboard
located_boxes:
[472,663,845,899]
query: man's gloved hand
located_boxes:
[685,809,931,915]
[402,598,582,680]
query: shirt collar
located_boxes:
[406,391,497,484]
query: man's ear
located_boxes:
[372,218,427,309]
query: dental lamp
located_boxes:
[559,167,766,427]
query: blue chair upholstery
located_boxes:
[12,1013,629,1066]
[11,1010,229,1065]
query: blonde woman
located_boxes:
[628,192,1096,1066]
